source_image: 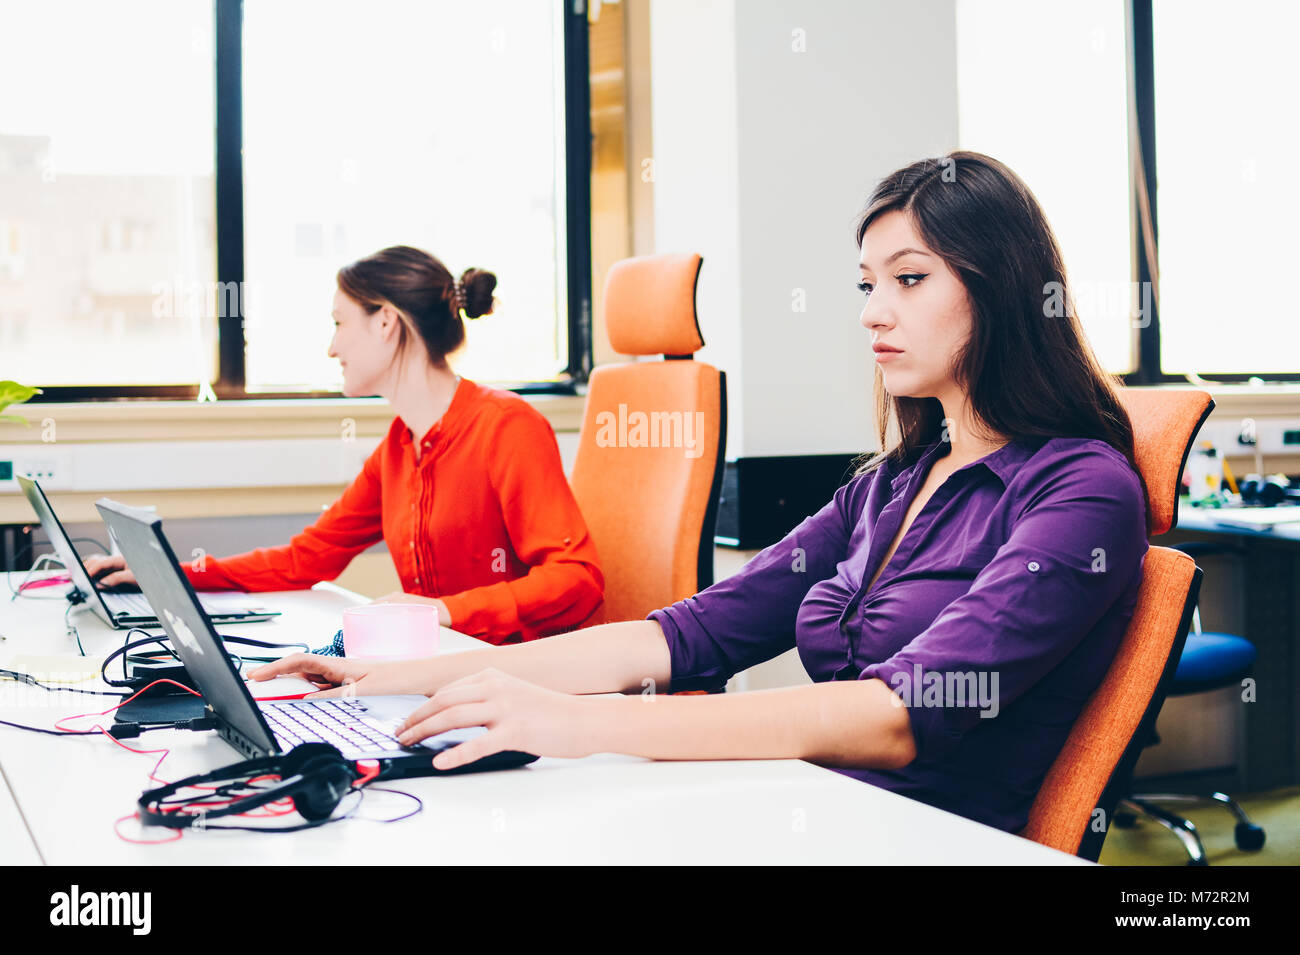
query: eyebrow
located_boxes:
[860,247,934,270]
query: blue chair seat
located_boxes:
[1170,631,1257,695]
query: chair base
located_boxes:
[1114,792,1266,865]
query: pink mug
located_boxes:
[342,604,440,659]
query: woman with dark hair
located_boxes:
[86,246,604,645]
[252,153,1149,835]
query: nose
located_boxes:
[860,292,895,333]
[327,328,340,359]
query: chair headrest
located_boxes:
[1117,388,1215,536]
[604,253,705,357]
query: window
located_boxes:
[956,0,1136,375]
[6,0,590,399]
[1152,0,1300,377]
[0,0,217,388]
[242,0,572,392]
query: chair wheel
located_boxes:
[1113,811,1138,829]
[1235,822,1265,851]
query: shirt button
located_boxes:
[1027,560,1041,573]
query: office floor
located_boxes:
[1098,785,1300,865]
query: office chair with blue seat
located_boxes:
[1112,539,1265,863]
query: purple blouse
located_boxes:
[648,434,1148,834]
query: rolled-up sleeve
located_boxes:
[860,447,1149,763]
[648,473,870,691]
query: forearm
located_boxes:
[441,561,603,642]
[416,619,671,696]
[591,678,917,769]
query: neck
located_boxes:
[383,356,461,444]
[936,391,1007,463]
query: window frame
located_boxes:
[27,0,593,403]
[1123,0,1300,385]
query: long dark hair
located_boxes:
[336,245,497,366]
[854,150,1151,533]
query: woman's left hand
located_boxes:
[395,668,607,770]
[372,591,451,626]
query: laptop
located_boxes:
[17,474,280,628]
[95,497,538,778]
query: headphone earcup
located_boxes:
[281,744,355,822]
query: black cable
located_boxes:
[65,600,88,656]
[109,718,215,739]
[356,786,425,824]
[8,555,68,601]
[100,630,305,689]
[0,716,199,738]
[0,667,126,697]
[0,718,99,736]
[102,630,173,687]
[6,536,112,600]
[170,788,366,833]
[168,784,425,833]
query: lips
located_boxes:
[872,344,902,354]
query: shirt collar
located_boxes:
[889,434,1040,491]
[398,376,475,449]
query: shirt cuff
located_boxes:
[859,657,970,764]
[442,582,523,643]
[647,604,731,693]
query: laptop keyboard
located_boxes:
[104,591,158,616]
[106,590,249,619]
[262,698,406,753]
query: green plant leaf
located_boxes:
[0,380,42,419]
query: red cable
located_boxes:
[55,679,346,838]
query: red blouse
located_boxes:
[183,378,604,644]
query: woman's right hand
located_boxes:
[81,553,139,588]
[246,653,432,699]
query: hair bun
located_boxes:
[458,267,497,319]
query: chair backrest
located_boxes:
[1117,387,1216,535]
[1020,387,1214,859]
[570,253,727,624]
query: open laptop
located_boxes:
[18,474,279,628]
[95,497,538,779]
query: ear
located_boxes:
[376,303,403,342]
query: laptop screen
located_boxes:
[94,498,278,756]
[16,474,115,623]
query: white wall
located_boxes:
[648,0,746,453]
[649,0,960,458]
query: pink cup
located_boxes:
[342,604,440,659]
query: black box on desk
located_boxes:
[714,454,859,550]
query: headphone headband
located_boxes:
[137,743,358,829]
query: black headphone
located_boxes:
[1237,475,1292,507]
[137,743,367,829]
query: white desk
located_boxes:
[0,574,1086,865]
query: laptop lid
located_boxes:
[94,497,280,757]
[17,474,117,625]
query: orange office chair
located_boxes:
[570,253,727,625]
[1021,388,1214,862]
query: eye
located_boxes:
[898,273,927,288]
[857,280,873,297]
